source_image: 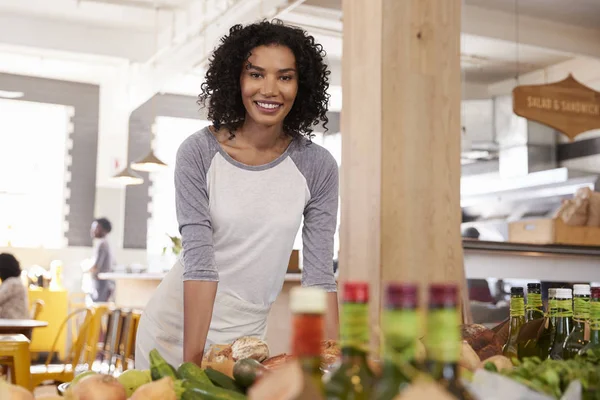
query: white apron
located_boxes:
[134,260,271,369]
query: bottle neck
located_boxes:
[340,301,369,354]
[573,295,591,324]
[590,299,600,344]
[548,297,558,317]
[510,295,525,318]
[425,304,460,364]
[382,307,418,367]
[292,313,323,359]
[526,291,543,319]
[556,298,573,319]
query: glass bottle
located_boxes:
[503,287,525,361]
[324,282,374,400]
[425,284,475,400]
[549,288,573,360]
[290,286,326,393]
[563,284,590,359]
[374,283,419,400]
[546,288,558,353]
[579,286,600,355]
[518,283,548,360]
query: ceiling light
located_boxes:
[0,90,24,99]
[110,166,144,185]
[131,150,168,172]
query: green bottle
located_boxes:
[547,288,558,352]
[289,286,326,393]
[579,286,600,355]
[563,284,591,359]
[518,283,548,359]
[549,288,573,360]
[374,283,420,400]
[324,282,374,400]
[425,284,474,400]
[503,287,525,361]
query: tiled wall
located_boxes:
[0,73,99,247]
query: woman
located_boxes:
[0,253,29,319]
[135,20,339,369]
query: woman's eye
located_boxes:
[280,75,293,81]
[250,72,262,79]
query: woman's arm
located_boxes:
[175,134,219,366]
[301,149,340,339]
[184,280,217,364]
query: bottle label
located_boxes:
[510,296,525,317]
[382,309,418,362]
[425,308,460,363]
[341,303,369,352]
[573,296,590,323]
[591,301,600,331]
[526,293,543,311]
[556,299,573,318]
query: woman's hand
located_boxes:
[183,280,218,365]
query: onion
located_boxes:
[70,374,127,400]
[0,380,34,400]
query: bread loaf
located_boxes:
[460,324,503,361]
[577,187,600,226]
[231,336,270,362]
[560,197,589,226]
[262,354,293,369]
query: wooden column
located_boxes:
[339,0,466,351]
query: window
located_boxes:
[147,117,211,260]
[0,99,71,248]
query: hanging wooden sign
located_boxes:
[513,74,600,141]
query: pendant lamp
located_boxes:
[110,166,144,185]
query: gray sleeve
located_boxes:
[96,242,112,273]
[175,132,219,282]
[301,148,339,292]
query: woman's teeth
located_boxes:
[256,102,280,109]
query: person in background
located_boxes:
[90,217,115,302]
[0,253,29,319]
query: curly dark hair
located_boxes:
[198,19,330,139]
[95,217,112,233]
[0,253,21,281]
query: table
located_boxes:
[0,319,48,339]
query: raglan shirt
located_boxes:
[144,127,338,338]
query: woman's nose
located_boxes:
[261,76,278,97]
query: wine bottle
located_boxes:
[374,283,419,400]
[503,287,525,361]
[518,283,548,360]
[290,286,326,393]
[525,283,544,321]
[324,282,374,400]
[562,284,590,359]
[549,288,573,360]
[425,284,474,400]
[579,286,600,355]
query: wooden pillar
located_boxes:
[339,0,466,351]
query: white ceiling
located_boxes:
[465,0,600,30]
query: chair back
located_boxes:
[30,300,45,320]
[44,307,94,372]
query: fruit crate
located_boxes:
[509,218,600,246]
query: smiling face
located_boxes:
[240,45,298,129]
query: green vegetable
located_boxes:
[149,348,179,381]
[232,358,267,389]
[177,362,213,386]
[205,367,245,393]
[182,385,247,400]
[483,361,498,372]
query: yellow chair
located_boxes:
[30,300,45,320]
[0,334,32,391]
[84,303,113,369]
[30,308,94,388]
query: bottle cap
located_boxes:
[555,288,572,299]
[511,287,524,295]
[548,288,557,297]
[591,287,600,299]
[342,282,369,303]
[290,286,326,314]
[527,283,541,291]
[573,284,591,296]
[429,284,458,306]
[385,283,418,308]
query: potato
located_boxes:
[459,341,480,371]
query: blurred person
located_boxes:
[0,253,29,319]
[90,217,115,302]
